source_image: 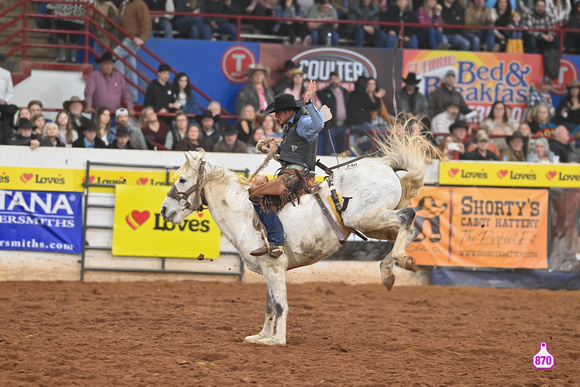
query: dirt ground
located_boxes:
[0,281,578,386]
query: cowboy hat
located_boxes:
[95,52,116,64]
[506,130,528,148]
[566,79,580,89]
[283,59,298,71]
[222,126,237,136]
[63,96,87,111]
[195,110,217,125]
[402,72,421,86]
[246,63,270,77]
[17,118,33,130]
[264,93,304,114]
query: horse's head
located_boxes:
[161,149,207,224]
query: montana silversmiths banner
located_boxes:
[408,186,549,269]
[112,185,221,258]
[0,189,83,254]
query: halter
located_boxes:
[166,161,207,212]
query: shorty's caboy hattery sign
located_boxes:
[112,185,220,258]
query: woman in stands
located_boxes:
[31,114,46,137]
[165,111,190,150]
[556,80,580,139]
[55,110,78,146]
[416,0,449,49]
[39,122,66,148]
[235,104,256,144]
[283,68,307,100]
[258,113,283,142]
[490,0,512,52]
[94,107,113,145]
[273,0,308,44]
[480,101,516,151]
[139,106,170,150]
[175,123,208,151]
[526,103,556,137]
[247,127,266,154]
[527,137,554,162]
[236,64,274,115]
[171,72,199,115]
[15,107,32,124]
[546,0,570,27]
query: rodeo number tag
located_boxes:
[345,162,358,169]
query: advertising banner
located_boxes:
[403,50,544,123]
[548,55,580,108]
[0,189,83,254]
[0,166,76,192]
[112,185,220,258]
[408,186,549,269]
[549,188,580,271]
[439,161,580,188]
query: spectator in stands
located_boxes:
[284,68,307,100]
[0,53,14,105]
[247,0,278,35]
[8,119,40,149]
[348,0,387,48]
[175,123,208,151]
[108,125,136,149]
[15,107,31,123]
[113,0,152,103]
[63,96,92,136]
[195,110,222,150]
[145,0,174,39]
[92,0,121,55]
[165,111,190,149]
[171,72,199,115]
[235,104,256,144]
[259,113,283,141]
[346,76,384,154]
[273,0,308,44]
[564,0,580,53]
[236,63,275,114]
[528,76,555,117]
[505,11,525,53]
[84,52,135,115]
[95,107,113,145]
[523,0,559,54]
[114,107,147,149]
[0,103,18,145]
[213,126,248,153]
[518,122,533,154]
[500,130,527,161]
[396,73,428,119]
[464,131,499,160]
[437,134,462,160]
[416,0,450,50]
[52,0,91,62]
[144,64,179,115]
[440,0,472,50]
[430,99,461,140]
[317,71,349,154]
[247,127,266,153]
[273,60,298,95]
[306,0,340,46]
[556,79,580,138]
[527,103,555,137]
[448,120,468,155]
[196,0,238,40]
[383,0,418,48]
[55,110,78,146]
[31,114,46,137]
[549,125,574,162]
[467,127,501,157]
[27,100,45,118]
[527,137,554,162]
[139,106,170,149]
[491,0,512,51]
[480,101,516,150]
[40,123,66,148]
[428,69,472,117]
[173,0,203,39]
[207,100,230,132]
[546,0,570,27]
[465,0,496,51]
[72,121,107,148]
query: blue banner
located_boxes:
[0,190,83,254]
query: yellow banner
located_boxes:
[439,161,580,188]
[408,186,549,269]
[71,169,173,192]
[112,185,221,258]
[0,166,76,192]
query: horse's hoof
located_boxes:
[243,334,265,344]
[382,274,395,291]
[401,256,418,272]
[258,338,285,346]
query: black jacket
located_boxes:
[0,103,17,145]
[317,85,350,127]
[382,8,417,36]
[144,79,175,112]
[8,132,39,146]
[440,0,466,35]
[70,115,93,138]
[463,149,499,161]
[346,88,381,126]
[108,139,136,149]
[548,139,574,163]
[72,137,107,148]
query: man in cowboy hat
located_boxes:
[84,52,135,115]
[212,126,248,153]
[500,130,528,161]
[195,110,222,151]
[63,96,92,137]
[8,118,40,149]
[72,121,107,149]
[144,63,180,125]
[395,72,428,119]
[249,81,324,258]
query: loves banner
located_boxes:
[408,186,549,269]
[112,185,221,258]
[0,189,83,254]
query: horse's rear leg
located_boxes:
[244,289,275,343]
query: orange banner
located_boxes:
[408,186,548,269]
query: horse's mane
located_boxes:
[173,151,251,190]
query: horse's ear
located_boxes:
[184,152,195,166]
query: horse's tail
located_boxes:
[376,133,434,210]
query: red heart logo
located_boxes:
[497,170,508,179]
[137,177,148,185]
[448,168,459,178]
[125,210,150,230]
[82,176,96,183]
[197,212,204,217]
[546,171,557,180]
[20,173,33,183]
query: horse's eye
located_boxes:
[179,178,186,184]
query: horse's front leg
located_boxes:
[256,256,288,345]
[244,289,275,343]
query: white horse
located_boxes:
[160,133,432,345]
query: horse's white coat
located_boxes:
[161,134,431,345]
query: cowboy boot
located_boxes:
[250,244,284,258]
